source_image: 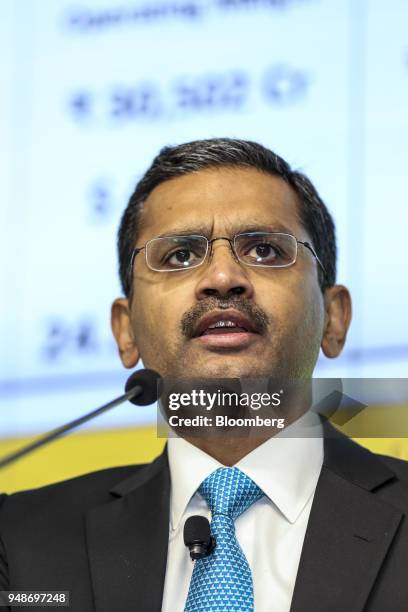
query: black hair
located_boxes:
[117,137,336,297]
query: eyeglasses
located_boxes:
[128,232,326,279]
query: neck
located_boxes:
[172,382,313,465]
[183,435,271,466]
[183,405,309,465]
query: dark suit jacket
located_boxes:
[1,425,408,612]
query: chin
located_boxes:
[193,362,273,380]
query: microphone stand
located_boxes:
[0,386,141,470]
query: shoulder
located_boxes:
[359,449,408,513]
[375,453,408,484]
[0,463,147,525]
[321,423,408,513]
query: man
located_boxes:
[1,138,408,611]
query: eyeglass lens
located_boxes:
[145,233,297,271]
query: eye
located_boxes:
[245,240,284,264]
[166,248,195,267]
[162,243,206,269]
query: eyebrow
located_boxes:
[156,222,295,239]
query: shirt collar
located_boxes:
[167,410,323,530]
[167,435,223,532]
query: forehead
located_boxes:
[137,167,306,241]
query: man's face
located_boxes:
[112,167,343,379]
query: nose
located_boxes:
[194,238,255,300]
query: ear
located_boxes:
[111,297,140,368]
[321,284,352,358]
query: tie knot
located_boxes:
[198,467,264,521]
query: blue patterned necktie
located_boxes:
[184,467,265,612]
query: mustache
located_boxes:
[180,296,270,339]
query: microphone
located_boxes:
[184,515,216,560]
[124,368,162,405]
[0,368,162,470]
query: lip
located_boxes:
[191,308,260,349]
[194,330,260,349]
[192,309,257,338]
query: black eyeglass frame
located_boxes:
[128,232,327,281]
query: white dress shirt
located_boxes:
[161,414,323,612]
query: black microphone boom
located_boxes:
[0,368,162,470]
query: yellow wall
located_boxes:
[1,424,408,494]
[0,427,165,493]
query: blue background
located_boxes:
[1,0,407,437]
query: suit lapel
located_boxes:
[290,425,403,612]
[85,426,404,612]
[86,447,170,612]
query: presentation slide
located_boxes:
[1,0,407,438]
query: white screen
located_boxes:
[1,0,407,437]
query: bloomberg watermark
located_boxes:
[157,377,408,439]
